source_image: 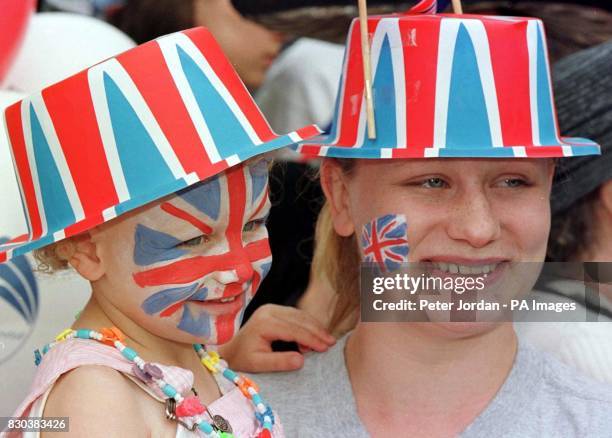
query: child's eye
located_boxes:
[180,235,209,247]
[243,218,266,232]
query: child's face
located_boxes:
[91,161,271,345]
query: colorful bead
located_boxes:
[198,421,214,434]
[258,429,272,438]
[237,376,259,397]
[175,396,206,417]
[55,328,73,342]
[120,347,138,361]
[143,363,163,379]
[162,383,177,398]
[201,350,220,373]
[132,364,152,383]
[100,327,125,346]
[34,349,42,366]
[76,329,91,339]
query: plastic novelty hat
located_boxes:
[0,27,321,262]
[295,8,601,159]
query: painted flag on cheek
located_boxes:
[132,163,272,343]
[361,214,409,273]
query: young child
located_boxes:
[2,27,319,437]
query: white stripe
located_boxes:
[561,145,573,156]
[463,21,503,147]
[20,98,48,239]
[6,262,36,320]
[0,277,31,322]
[158,33,262,149]
[424,147,440,157]
[380,148,393,158]
[527,21,540,146]
[288,132,301,143]
[433,19,461,149]
[88,65,131,202]
[225,154,241,167]
[319,146,330,157]
[30,94,85,221]
[53,230,65,241]
[512,146,527,157]
[184,172,199,185]
[102,206,118,221]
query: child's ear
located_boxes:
[68,232,105,281]
[320,159,355,237]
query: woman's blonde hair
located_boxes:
[311,159,361,334]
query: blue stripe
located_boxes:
[178,305,211,337]
[446,24,492,149]
[141,283,198,315]
[438,147,516,157]
[536,26,558,146]
[361,35,397,149]
[133,224,187,266]
[249,159,268,204]
[177,176,221,220]
[104,72,176,198]
[30,104,76,232]
[177,46,255,160]
[12,235,55,258]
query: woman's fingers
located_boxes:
[264,314,334,352]
[247,351,305,373]
[260,304,336,345]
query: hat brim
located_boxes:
[0,124,322,263]
[294,135,600,159]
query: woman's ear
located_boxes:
[320,159,355,237]
[67,232,105,281]
[600,180,612,217]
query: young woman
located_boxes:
[229,9,612,437]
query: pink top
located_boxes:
[7,339,284,438]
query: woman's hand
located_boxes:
[219,304,336,373]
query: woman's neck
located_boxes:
[73,286,222,402]
[345,322,517,437]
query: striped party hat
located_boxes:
[0,27,321,262]
[295,10,601,159]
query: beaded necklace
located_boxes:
[35,327,275,438]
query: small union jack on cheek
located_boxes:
[131,162,272,344]
[360,214,409,273]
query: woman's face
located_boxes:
[324,158,554,334]
[90,161,271,345]
[195,0,284,89]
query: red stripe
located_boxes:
[249,186,269,220]
[42,70,119,218]
[116,40,218,178]
[483,20,532,147]
[4,102,43,239]
[184,28,276,142]
[400,17,440,151]
[337,21,365,147]
[161,202,213,235]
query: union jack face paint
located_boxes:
[131,160,271,344]
[360,214,409,272]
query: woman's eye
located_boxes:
[243,219,266,232]
[498,178,529,188]
[421,177,448,189]
[180,235,209,247]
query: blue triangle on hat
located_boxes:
[446,24,492,149]
[104,73,176,199]
[536,28,557,146]
[362,35,397,149]
[30,104,75,232]
[177,46,256,160]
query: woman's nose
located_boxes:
[446,189,501,248]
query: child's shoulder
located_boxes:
[42,365,145,436]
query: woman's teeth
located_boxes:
[432,262,498,275]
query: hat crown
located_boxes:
[1,27,319,262]
[298,12,600,159]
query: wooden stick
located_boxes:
[357,0,376,139]
[451,0,463,14]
